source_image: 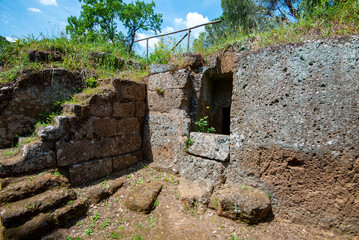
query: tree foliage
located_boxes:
[194,0,347,50]
[120,0,162,53]
[66,0,123,42]
[221,0,266,31]
[66,0,163,53]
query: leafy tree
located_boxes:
[120,0,163,53]
[0,36,10,48]
[66,0,163,53]
[66,0,123,42]
[221,0,266,32]
[193,0,267,50]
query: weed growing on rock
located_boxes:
[85,77,98,88]
[155,87,164,96]
[184,136,194,151]
[152,199,159,209]
[195,116,216,133]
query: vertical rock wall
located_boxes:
[145,37,359,234]
[229,36,359,234]
[144,69,192,171]
[1,79,146,186]
[0,68,84,148]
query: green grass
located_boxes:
[1,0,357,86]
[1,148,20,157]
[0,136,37,158]
[0,33,147,85]
[191,0,359,59]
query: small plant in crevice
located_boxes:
[195,116,216,133]
[85,77,98,88]
[184,136,194,151]
[36,98,66,127]
[155,87,164,96]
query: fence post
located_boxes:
[187,29,191,53]
[146,38,149,65]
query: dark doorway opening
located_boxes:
[195,70,233,135]
[222,107,231,135]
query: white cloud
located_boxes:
[136,33,159,49]
[28,8,42,13]
[163,26,174,33]
[5,37,17,42]
[175,18,184,25]
[175,12,209,38]
[39,0,58,6]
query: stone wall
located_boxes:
[229,36,359,234]
[144,69,192,171]
[0,68,83,148]
[1,79,146,185]
[145,37,359,234]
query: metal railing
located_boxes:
[134,20,221,65]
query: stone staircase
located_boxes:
[0,170,88,240]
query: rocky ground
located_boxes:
[39,162,357,240]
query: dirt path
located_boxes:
[47,163,357,240]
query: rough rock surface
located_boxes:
[178,177,213,211]
[229,36,359,233]
[0,174,69,204]
[26,50,62,62]
[0,68,83,148]
[179,156,226,188]
[125,182,163,213]
[187,132,230,161]
[144,69,192,171]
[0,187,76,228]
[1,78,146,185]
[210,185,272,224]
[87,179,123,204]
[0,171,90,240]
[149,64,173,75]
[0,141,56,177]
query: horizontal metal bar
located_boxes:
[134,19,221,42]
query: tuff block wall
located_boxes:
[229,36,359,234]
[0,79,146,186]
[145,37,359,234]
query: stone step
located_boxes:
[0,141,56,178]
[0,172,70,205]
[0,187,76,229]
[1,199,88,240]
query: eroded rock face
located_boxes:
[229,36,359,233]
[210,185,272,224]
[0,141,56,178]
[187,132,229,161]
[0,171,89,240]
[26,50,62,62]
[178,177,213,212]
[144,69,192,171]
[1,78,146,186]
[0,68,83,148]
[125,182,163,213]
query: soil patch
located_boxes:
[46,162,357,240]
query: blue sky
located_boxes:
[0,0,222,53]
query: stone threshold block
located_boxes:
[187,132,230,162]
